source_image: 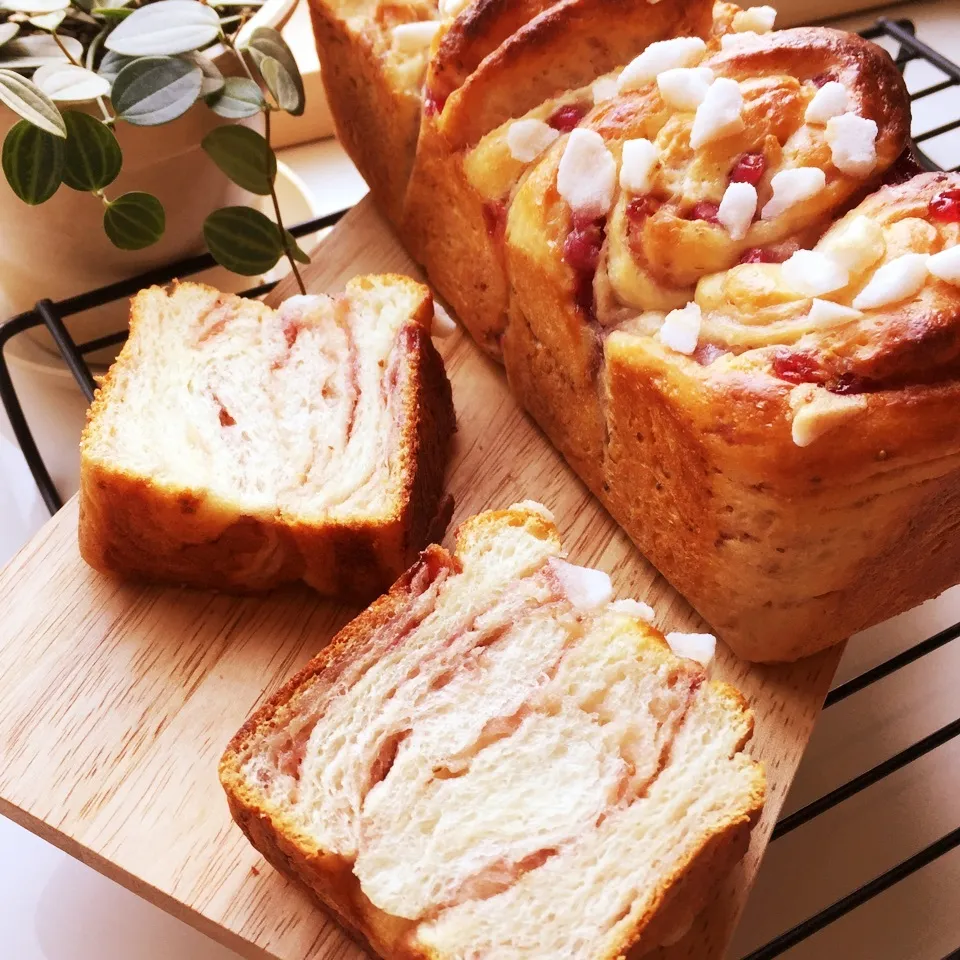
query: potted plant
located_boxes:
[0,0,310,342]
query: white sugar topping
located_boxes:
[790,385,866,447]
[506,118,560,162]
[658,301,702,354]
[781,250,850,296]
[806,298,862,327]
[820,215,886,274]
[717,181,757,240]
[804,81,849,124]
[610,599,656,622]
[619,138,659,193]
[761,166,826,219]
[439,0,471,17]
[509,500,555,523]
[665,632,716,667]
[431,302,458,338]
[825,112,878,177]
[592,76,619,103]
[657,66,714,110]
[690,77,744,149]
[732,5,776,32]
[720,31,760,49]
[617,37,706,92]
[928,245,960,285]
[549,559,613,610]
[392,20,442,53]
[852,253,929,309]
[556,128,617,218]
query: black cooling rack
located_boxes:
[0,17,957,960]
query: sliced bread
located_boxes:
[79,275,455,599]
[220,502,765,959]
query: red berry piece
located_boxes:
[625,196,655,226]
[423,89,447,116]
[810,72,836,88]
[548,103,588,132]
[929,189,960,223]
[687,200,720,223]
[772,349,821,384]
[828,372,869,395]
[563,217,605,273]
[730,152,767,186]
[482,200,507,240]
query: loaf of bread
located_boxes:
[79,276,455,599]
[220,502,765,959]
[307,0,960,661]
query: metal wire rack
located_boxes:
[0,16,957,960]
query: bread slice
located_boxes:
[79,276,455,599]
[220,503,765,959]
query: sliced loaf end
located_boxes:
[220,502,765,959]
[79,276,455,597]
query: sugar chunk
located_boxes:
[507,118,560,162]
[690,78,744,149]
[760,166,826,219]
[592,76,619,103]
[852,253,929,309]
[618,37,706,92]
[806,298,862,327]
[781,250,850,296]
[658,301,701,354]
[732,5,776,32]
[392,20,442,53]
[610,599,656,622]
[717,181,757,240]
[665,632,716,667]
[927,245,960,285]
[819,215,885,274]
[657,66,714,110]
[804,81,849,124]
[557,128,617,218]
[619,138,659,193]
[549,558,613,610]
[439,0,470,16]
[825,112,878,177]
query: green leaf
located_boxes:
[0,69,65,136]
[0,33,82,68]
[204,205,285,275]
[0,0,67,12]
[104,0,220,57]
[0,23,19,48]
[181,51,222,97]
[283,229,310,264]
[205,75,263,119]
[96,49,133,84]
[33,62,111,102]
[103,191,164,248]
[2,118,63,203]
[111,56,202,126]
[243,26,303,116]
[201,124,275,195]
[92,6,133,19]
[26,9,65,29]
[62,109,121,190]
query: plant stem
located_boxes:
[264,108,306,295]
[51,29,81,66]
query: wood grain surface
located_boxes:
[0,198,842,960]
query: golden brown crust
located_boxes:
[308,0,960,660]
[219,507,764,959]
[78,278,456,603]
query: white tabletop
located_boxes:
[2,5,959,957]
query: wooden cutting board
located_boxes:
[0,197,842,960]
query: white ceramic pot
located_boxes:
[0,0,298,348]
